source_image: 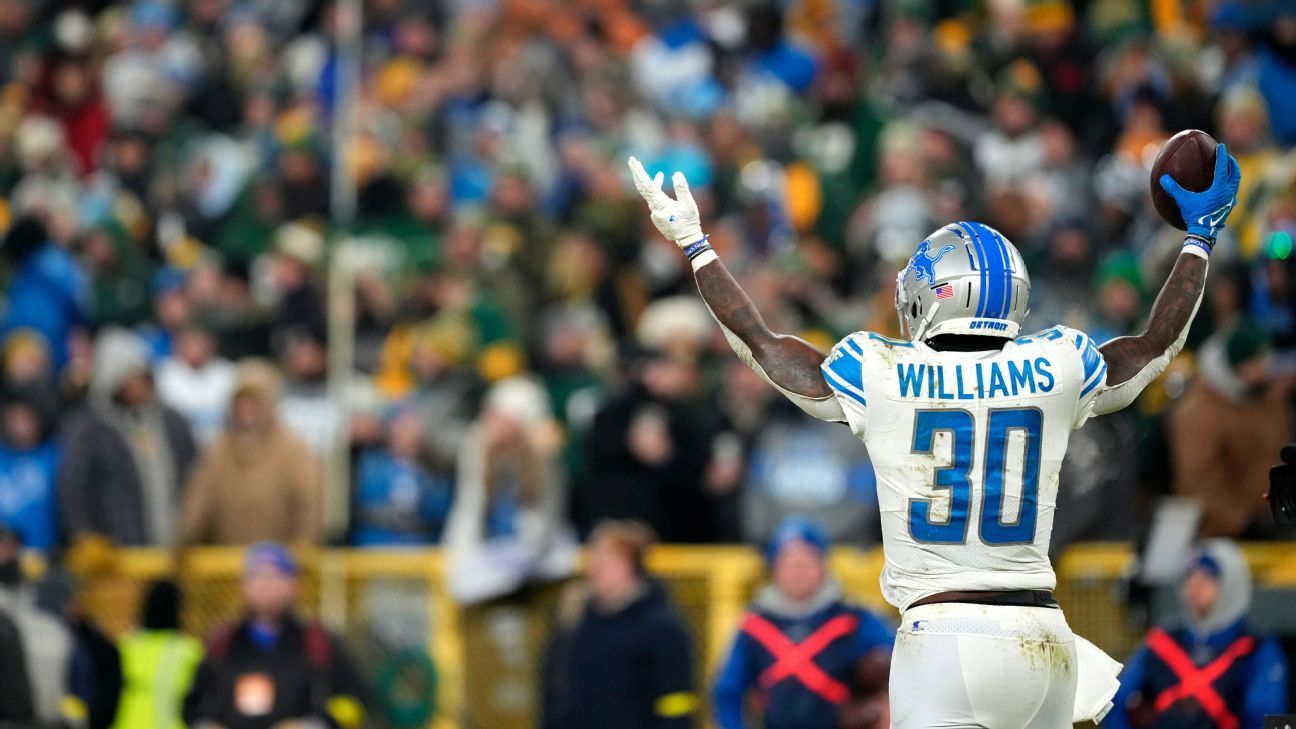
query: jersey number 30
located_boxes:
[907,408,1042,545]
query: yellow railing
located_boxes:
[68,542,1296,728]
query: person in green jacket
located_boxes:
[112,580,203,729]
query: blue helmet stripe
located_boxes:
[958,222,990,317]
[985,224,1009,318]
[991,226,1012,316]
[972,222,1009,319]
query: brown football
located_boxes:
[1150,129,1218,230]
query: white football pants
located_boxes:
[890,602,1078,728]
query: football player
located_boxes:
[628,147,1240,728]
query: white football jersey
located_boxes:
[820,326,1107,610]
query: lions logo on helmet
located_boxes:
[906,240,956,286]
[895,222,1031,342]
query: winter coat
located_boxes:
[179,422,321,545]
[1108,540,1289,729]
[57,407,196,546]
[713,580,894,729]
[542,581,697,729]
[184,615,366,729]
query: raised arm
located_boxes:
[628,158,843,421]
[1093,144,1240,416]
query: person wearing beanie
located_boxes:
[185,542,367,729]
[1169,317,1289,537]
[112,580,203,729]
[1108,540,1287,729]
[443,376,577,604]
[713,517,894,729]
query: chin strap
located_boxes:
[909,301,940,343]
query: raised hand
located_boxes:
[1159,143,1241,244]
[627,156,705,248]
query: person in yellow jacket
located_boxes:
[112,580,203,729]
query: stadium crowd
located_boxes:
[0,0,1293,725]
[0,0,1292,559]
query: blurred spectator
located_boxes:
[541,520,698,729]
[155,323,237,446]
[265,222,327,339]
[38,573,122,729]
[586,347,717,542]
[445,377,577,604]
[275,326,341,457]
[351,404,453,546]
[1049,412,1139,556]
[34,50,109,177]
[713,518,893,729]
[1169,319,1289,538]
[1108,540,1288,729]
[83,226,155,329]
[112,580,202,729]
[741,400,881,547]
[0,604,34,722]
[0,527,75,726]
[138,268,194,362]
[59,327,197,547]
[0,385,61,551]
[0,217,87,370]
[1257,12,1296,146]
[185,542,367,729]
[180,360,321,546]
[974,62,1047,187]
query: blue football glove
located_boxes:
[1158,143,1240,244]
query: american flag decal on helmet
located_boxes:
[933,283,954,299]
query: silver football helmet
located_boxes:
[895,222,1031,341]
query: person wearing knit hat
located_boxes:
[763,515,830,566]
[1169,318,1289,537]
[1108,540,1288,729]
[442,376,577,605]
[714,516,894,729]
[185,541,368,729]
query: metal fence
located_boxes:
[68,543,1296,728]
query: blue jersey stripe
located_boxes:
[821,363,867,406]
[1080,362,1107,397]
[824,347,864,389]
[1080,340,1104,382]
[845,337,867,357]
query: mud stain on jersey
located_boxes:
[1017,630,1072,675]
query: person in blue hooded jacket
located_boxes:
[1108,539,1288,729]
[0,217,88,371]
[713,517,894,729]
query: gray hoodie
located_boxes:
[91,328,176,545]
[1180,539,1252,637]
